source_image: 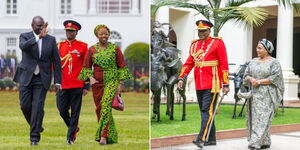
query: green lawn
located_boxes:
[151,103,300,138]
[0,91,149,150]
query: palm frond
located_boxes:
[153,0,212,20]
[211,0,222,8]
[238,7,268,27]
[292,3,300,13]
[207,0,215,8]
[173,2,212,19]
[151,0,186,17]
[217,7,268,31]
[225,0,253,7]
[277,0,290,7]
[277,0,300,13]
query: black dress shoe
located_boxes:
[192,140,203,148]
[30,141,38,146]
[261,145,270,149]
[248,145,259,150]
[204,141,217,146]
[67,139,74,145]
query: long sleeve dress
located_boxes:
[78,42,132,144]
[243,57,284,148]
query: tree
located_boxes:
[124,42,149,63]
[152,0,298,36]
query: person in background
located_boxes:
[0,54,5,79]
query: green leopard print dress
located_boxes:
[78,42,132,144]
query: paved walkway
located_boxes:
[153,131,300,150]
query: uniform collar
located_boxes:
[66,39,77,45]
[200,36,211,43]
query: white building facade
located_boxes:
[0,0,149,59]
[155,0,300,101]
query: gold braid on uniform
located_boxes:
[61,52,73,74]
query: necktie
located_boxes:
[34,39,42,75]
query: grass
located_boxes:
[151,103,300,138]
[0,91,149,150]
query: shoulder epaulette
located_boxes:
[211,37,222,40]
[77,40,87,45]
[57,40,66,44]
[57,40,67,47]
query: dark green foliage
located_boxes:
[0,79,5,89]
[2,77,15,89]
[124,42,149,63]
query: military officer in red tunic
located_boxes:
[56,20,89,145]
[178,20,230,148]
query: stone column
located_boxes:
[130,0,139,14]
[88,0,96,14]
[277,4,300,100]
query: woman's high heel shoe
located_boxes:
[99,137,107,145]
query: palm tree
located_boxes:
[152,0,298,36]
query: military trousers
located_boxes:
[56,88,83,141]
[196,89,218,142]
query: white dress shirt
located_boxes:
[33,32,42,75]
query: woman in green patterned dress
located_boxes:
[78,24,132,144]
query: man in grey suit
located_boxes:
[13,16,62,146]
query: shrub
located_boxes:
[123,79,135,92]
[2,77,15,89]
[124,42,149,63]
[137,75,149,92]
[0,79,4,90]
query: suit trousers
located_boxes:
[56,88,83,141]
[196,89,218,142]
[19,74,47,142]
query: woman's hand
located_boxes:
[252,80,260,87]
[117,81,124,94]
[89,77,98,85]
[246,76,260,87]
[246,76,255,83]
[177,80,183,90]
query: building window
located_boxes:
[61,0,72,14]
[7,38,17,47]
[109,31,122,48]
[96,0,130,14]
[6,0,17,14]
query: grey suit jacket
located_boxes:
[13,31,61,89]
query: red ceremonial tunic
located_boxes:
[58,39,88,89]
[179,37,229,92]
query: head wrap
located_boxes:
[94,24,110,37]
[258,38,274,54]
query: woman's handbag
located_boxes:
[237,85,252,99]
[112,94,124,111]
